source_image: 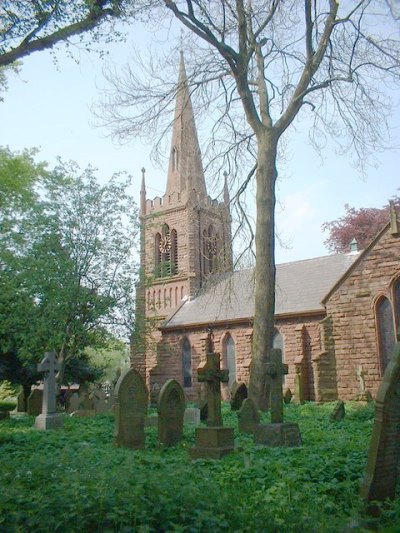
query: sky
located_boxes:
[1,18,399,265]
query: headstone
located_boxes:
[34,351,64,430]
[238,398,260,434]
[157,379,185,446]
[27,389,43,416]
[283,388,292,404]
[330,400,345,421]
[254,423,303,447]
[67,392,80,414]
[190,352,234,459]
[184,407,201,426]
[114,368,148,449]
[255,349,302,447]
[361,339,400,510]
[91,385,108,414]
[230,381,248,411]
[294,367,305,405]
[17,387,25,412]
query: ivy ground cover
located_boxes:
[0,402,399,532]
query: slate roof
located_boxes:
[162,253,360,329]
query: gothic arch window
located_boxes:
[393,278,400,335]
[223,333,236,387]
[182,337,192,388]
[154,233,161,274]
[207,225,218,274]
[202,229,209,276]
[376,296,396,373]
[170,229,178,275]
[273,329,285,384]
[172,146,179,171]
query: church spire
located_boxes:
[165,52,207,199]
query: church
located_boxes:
[132,54,400,404]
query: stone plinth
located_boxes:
[190,427,234,459]
[254,423,302,447]
[35,413,64,430]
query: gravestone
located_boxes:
[34,351,64,430]
[17,387,26,412]
[91,385,108,414]
[330,400,345,421]
[67,392,81,414]
[190,352,234,459]
[230,381,248,411]
[157,379,185,446]
[255,349,302,447]
[114,368,148,449]
[184,407,200,426]
[238,398,260,434]
[361,339,400,510]
[27,389,43,416]
[356,365,372,402]
[283,388,292,404]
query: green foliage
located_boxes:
[0,402,397,532]
[0,147,139,388]
[0,400,16,411]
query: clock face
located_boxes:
[159,235,171,254]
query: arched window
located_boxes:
[154,233,161,276]
[394,279,400,335]
[207,225,218,274]
[182,338,192,388]
[172,146,179,171]
[170,229,178,275]
[202,229,209,275]
[223,334,236,387]
[273,329,285,384]
[376,296,396,373]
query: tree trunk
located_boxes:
[248,130,278,410]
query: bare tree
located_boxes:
[0,1,149,68]
[98,1,400,409]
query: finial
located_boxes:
[389,200,399,235]
[223,171,230,205]
[349,238,358,253]
[180,28,185,53]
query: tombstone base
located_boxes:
[35,413,64,430]
[254,422,302,447]
[190,426,234,459]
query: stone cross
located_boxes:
[37,351,61,415]
[265,348,288,423]
[197,352,229,427]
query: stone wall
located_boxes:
[325,225,400,400]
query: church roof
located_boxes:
[162,252,360,329]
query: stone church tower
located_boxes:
[132,53,233,389]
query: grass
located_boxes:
[0,401,399,532]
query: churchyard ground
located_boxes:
[0,402,399,532]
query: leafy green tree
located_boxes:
[0,147,139,389]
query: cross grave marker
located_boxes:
[197,352,229,427]
[265,348,288,423]
[34,351,64,430]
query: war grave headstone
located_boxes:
[27,388,43,416]
[230,381,248,411]
[34,351,64,430]
[190,352,235,459]
[157,379,186,446]
[254,349,302,447]
[283,388,293,404]
[114,368,148,449]
[360,338,400,511]
[238,398,260,434]
[330,400,345,421]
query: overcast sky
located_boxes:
[1,19,399,264]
